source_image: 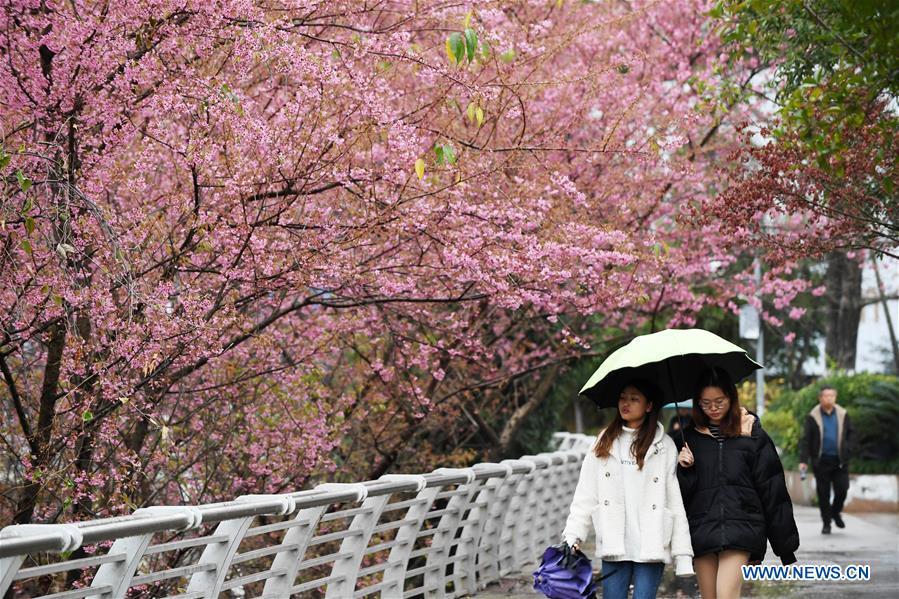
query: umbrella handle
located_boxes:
[665,359,689,447]
[674,400,688,448]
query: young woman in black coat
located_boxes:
[676,368,799,599]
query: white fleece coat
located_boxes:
[561,423,694,576]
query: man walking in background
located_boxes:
[799,385,853,535]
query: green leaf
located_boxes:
[22,196,33,213]
[435,144,445,165]
[21,238,32,256]
[464,28,477,62]
[475,106,484,127]
[463,10,473,28]
[479,40,491,61]
[221,84,242,114]
[448,32,465,65]
[445,37,456,64]
[500,48,516,63]
[16,169,32,193]
[467,101,477,123]
[82,410,94,422]
[415,158,425,179]
[24,216,34,235]
[0,150,9,170]
[443,144,457,165]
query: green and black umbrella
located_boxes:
[579,328,761,413]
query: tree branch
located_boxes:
[0,354,35,453]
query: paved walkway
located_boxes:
[477,505,898,597]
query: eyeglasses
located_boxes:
[699,398,729,410]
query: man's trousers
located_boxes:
[814,455,849,524]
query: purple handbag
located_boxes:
[533,544,598,599]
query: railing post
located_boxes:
[320,482,390,599]
[378,475,437,597]
[552,432,573,450]
[93,506,202,598]
[0,555,24,595]
[259,502,327,596]
[534,453,563,545]
[520,455,554,564]
[0,524,83,595]
[185,496,291,598]
[542,453,569,550]
[423,467,479,599]
[495,459,536,575]
[554,450,584,534]
[458,463,510,593]
[476,460,523,587]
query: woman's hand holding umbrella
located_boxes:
[678,443,694,468]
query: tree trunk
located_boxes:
[870,255,899,374]
[824,251,863,371]
[573,395,584,434]
[490,363,561,460]
[14,321,66,524]
[367,451,399,480]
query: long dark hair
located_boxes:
[594,379,662,469]
[692,367,742,437]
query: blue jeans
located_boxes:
[600,560,664,599]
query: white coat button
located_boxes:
[604,500,610,506]
[653,476,659,483]
[652,504,657,510]
[605,472,611,478]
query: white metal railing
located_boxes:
[0,433,595,598]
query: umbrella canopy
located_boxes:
[579,328,761,409]
[533,544,597,599]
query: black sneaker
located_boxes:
[822,523,832,534]
[833,514,845,528]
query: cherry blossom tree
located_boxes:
[1,0,809,533]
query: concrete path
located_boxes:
[476,505,898,598]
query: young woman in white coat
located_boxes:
[561,379,694,599]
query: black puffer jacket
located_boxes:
[675,412,799,564]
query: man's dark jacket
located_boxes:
[799,404,852,468]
